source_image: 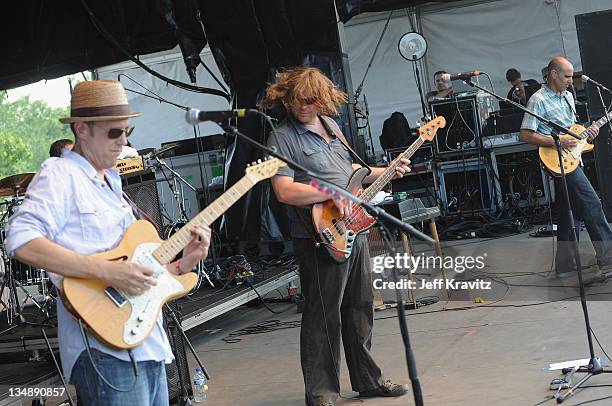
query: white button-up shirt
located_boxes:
[5,151,173,381]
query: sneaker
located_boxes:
[359,379,408,398]
[315,401,335,406]
[598,261,612,275]
[555,270,576,279]
[550,377,570,390]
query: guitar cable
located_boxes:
[77,319,139,393]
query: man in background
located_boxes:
[506,68,541,106]
[49,138,73,158]
[426,70,454,102]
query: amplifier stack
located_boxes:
[384,91,555,215]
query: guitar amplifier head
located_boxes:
[385,144,433,165]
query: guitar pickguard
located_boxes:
[120,243,183,346]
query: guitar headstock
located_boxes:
[417,116,446,141]
[245,157,287,181]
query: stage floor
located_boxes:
[5,230,612,405]
[0,263,299,405]
[183,229,612,406]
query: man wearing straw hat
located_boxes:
[5,80,211,405]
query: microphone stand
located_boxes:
[463,79,608,403]
[213,118,433,406]
[148,155,215,289]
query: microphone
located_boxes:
[581,75,611,93]
[186,108,259,125]
[441,70,482,81]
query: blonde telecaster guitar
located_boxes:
[62,157,286,350]
[539,114,612,175]
[311,116,446,263]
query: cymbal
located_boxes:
[0,173,35,196]
[142,143,179,159]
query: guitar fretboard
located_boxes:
[580,113,612,140]
[360,137,425,202]
[152,176,255,264]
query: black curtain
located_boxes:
[198,0,340,241]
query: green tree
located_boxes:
[0,132,33,178]
[0,96,72,177]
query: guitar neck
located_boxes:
[583,113,612,140]
[152,176,254,264]
[361,137,425,202]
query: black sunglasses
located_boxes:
[89,123,135,139]
[108,126,135,139]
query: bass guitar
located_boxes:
[539,114,612,175]
[311,117,445,263]
[62,157,286,349]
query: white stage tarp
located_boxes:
[96,48,230,150]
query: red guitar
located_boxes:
[311,116,446,263]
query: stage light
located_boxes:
[398,32,427,61]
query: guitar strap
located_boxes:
[562,94,580,125]
[319,115,372,173]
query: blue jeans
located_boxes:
[555,166,612,273]
[71,349,169,406]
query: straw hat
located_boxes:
[59,80,141,124]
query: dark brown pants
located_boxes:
[294,235,383,406]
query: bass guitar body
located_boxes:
[311,167,376,264]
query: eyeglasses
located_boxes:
[298,98,317,106]
[89,123,135,139]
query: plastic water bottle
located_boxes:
[193,367,207,402]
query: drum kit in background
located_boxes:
[0,172,56,336]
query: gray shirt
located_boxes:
[267,115,354,238]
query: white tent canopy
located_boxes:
[98,0,612,156]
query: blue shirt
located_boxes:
[521,84,576,135]
[4,151,174,381]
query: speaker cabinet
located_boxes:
[489,144,552,209]
[437,158,495,214]
[121,170,164,235]
[430,96,480,156]
[163,302,193,403]
[576,10,612,220]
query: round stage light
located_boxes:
[398,32,427,61]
